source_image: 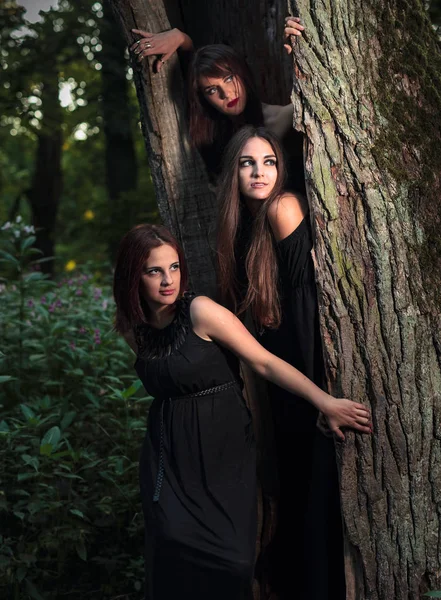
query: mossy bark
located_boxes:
[288,0,441,598]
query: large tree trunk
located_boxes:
[101,1,139,259]
[27,69,63,275]
[288,0,441,598]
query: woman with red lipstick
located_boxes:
[131,19,305,184]
[216,126,357,600]
[113,224,371,600]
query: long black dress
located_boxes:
[133,293,257,600]
[259,217,346,600]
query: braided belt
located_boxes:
[152,380,237,502]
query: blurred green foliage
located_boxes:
[0,0,158,272]
[0,220,149,599]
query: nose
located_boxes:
[161,271,173,286]
[252,161,263,178]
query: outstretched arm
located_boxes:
[190,297,371,441]
[130,28,194,71]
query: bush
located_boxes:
[0,219,150,599]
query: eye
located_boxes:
[239,159,253,168]
[205,87,217,96]
[145,268,160,276]
[264,158,277,166]
[224,74,234,83]
[170,263,180,271]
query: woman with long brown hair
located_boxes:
[217,126,353,600]
[113,223,371,600]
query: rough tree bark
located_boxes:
[288,0,441,598]
[109,0,217,294]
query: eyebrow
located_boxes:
[239,154,277,159]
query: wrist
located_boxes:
[172,28,185,48]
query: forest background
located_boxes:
[1,1,441,599]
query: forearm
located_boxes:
[174,28,194,52]
[250,353,330,412]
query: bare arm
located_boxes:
[131,28,194,71]
[190,297,371,440]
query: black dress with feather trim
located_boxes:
[134,293,257,600]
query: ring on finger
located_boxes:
[145,42,152,49]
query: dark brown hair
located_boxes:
[113,224,188,333]
[188,44,264,150]
[216,126,286,328]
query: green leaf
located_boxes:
[17,566,27,582]
[70,508,86,520]
[424,593,441,598]
[0,420,9,433]
[76,541,87,561]
[0,375,15,383]
[122,379,143,399]
[40,426,61,451]
[39,443,53,456]
[60,411,76,430]
[21,235,36,251]
[20,404,35,420]
[21,454,39,472]
[0,249,19,264]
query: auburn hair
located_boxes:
[216,126,287,329]
[188,44,264,150]
[113,224,188,333]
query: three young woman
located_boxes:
[113,224,371,600]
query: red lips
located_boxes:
[227,98,239,108]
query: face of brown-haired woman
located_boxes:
[238,137,278,204]
[140,244,181,311]
[199,72,247,116]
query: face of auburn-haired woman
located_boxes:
[238,137,278,203]
[199,72,247,116]
[140,244,181,311]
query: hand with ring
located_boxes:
[130,28,186,71]
[283,16,305,54]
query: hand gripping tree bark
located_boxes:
[288,0,441,598]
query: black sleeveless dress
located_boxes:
[134,294,257,600]
[259,218,346,600]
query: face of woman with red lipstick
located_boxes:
[238,137,278,203]
[199,72,247,116]
[140,244,181,310]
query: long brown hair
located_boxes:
[188,44,264,150]
[216,126,286,328]
[113,224,188,333]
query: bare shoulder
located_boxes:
[267,192,309,242]
[190,295,230,341]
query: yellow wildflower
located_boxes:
[83,209,95,221]
[65,260,77,272]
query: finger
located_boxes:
[137,48,154,62]
[286,21,305,31]
[285,16,301,23]
[353,423,373,434]
[283,43,293,55]
[333,427,345,442]
[134,42,154,55]
[285,27,303,36]
[131,29,152,36]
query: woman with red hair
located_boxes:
[113,223,371,600]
